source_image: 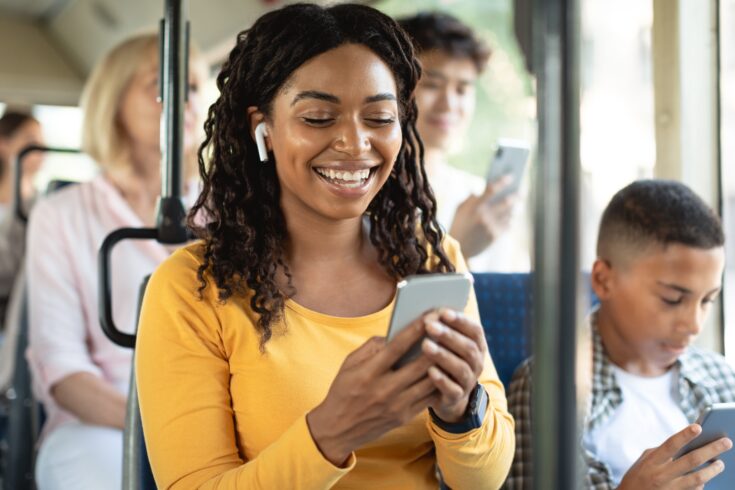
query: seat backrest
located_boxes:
[122,274,155,490]
[2,274,40,490]
[473,272,597,389]
[45,180,77,194]
[473,273,533,388]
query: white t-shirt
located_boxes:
[582,365,690,485]
[430,162,530,272]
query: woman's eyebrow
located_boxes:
[365,93,396,103]
[656,281,692,294]
[291,91,397,106]
[291,90,340,106]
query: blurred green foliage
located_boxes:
[374,0,535,177]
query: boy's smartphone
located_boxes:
[674,403,735,489]
[386,273,473,369]
[486,139,530,201]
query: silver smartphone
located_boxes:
[486,139,530,201]
[674,402,735,489]
[386,273,473,369]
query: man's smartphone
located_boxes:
[486,139,530,201]
[386,273,473,369]
[674,403,735,489]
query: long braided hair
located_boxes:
[189,3,454,347]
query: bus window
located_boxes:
[31,105,97,190]
[580,0,655,266]
[719,0,735,363]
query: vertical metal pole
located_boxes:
[161,0,185,200]
[531,0,582,488]
[157,0,189,243]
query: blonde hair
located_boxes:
[80,33,206,172]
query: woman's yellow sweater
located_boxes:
[136,238,514,489]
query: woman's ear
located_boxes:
[247,107,271,163]
[247,107,271,149]
[591,258,614,300]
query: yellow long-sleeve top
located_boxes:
[136,238,514,490]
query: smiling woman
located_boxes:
[135,4,514,490]
[255,44,403,221]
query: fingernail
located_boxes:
[423,338,439,354]
[424,311,440,324]
[441,309,457,321]
[427,321,445,336]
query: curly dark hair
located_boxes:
[597,179,724,259]
[397,11,491,73]
[189,3,455,347]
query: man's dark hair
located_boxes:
[597,180,724,260]
[397,12,491,73]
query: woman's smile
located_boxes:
[312,163,380,196]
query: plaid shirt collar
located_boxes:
[586,309,720,431]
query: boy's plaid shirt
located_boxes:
[503,311,735,489]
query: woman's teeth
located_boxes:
[315,168,371,188]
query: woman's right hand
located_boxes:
[617,424,731,490]
[306,317,437,466]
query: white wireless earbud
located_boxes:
[254,122,269,163]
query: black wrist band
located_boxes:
[429,384,488,434]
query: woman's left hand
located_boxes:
[421,308,488,423]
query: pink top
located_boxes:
[26,174,189,439]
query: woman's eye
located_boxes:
[302,117,334,126]
[661,297,682,306]
[365,117,395,126]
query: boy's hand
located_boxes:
[449,176,516,258]
[618,424,732,489]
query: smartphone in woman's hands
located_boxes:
[386,273,472,369]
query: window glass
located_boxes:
[718,0,735,360]
[579,0,655,266]
[31,105,98,190]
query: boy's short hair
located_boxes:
[397,12,491,73]
[597,179,724,263]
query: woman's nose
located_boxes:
[333,122,370,156]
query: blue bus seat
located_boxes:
[473,273,533,389]
[473,272,597,389]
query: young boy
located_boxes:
[397,12,529,272]
[505,180,735,489]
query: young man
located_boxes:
[398,12,529,272]
[505,180,735,489]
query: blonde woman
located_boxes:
[26,33,205,490]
